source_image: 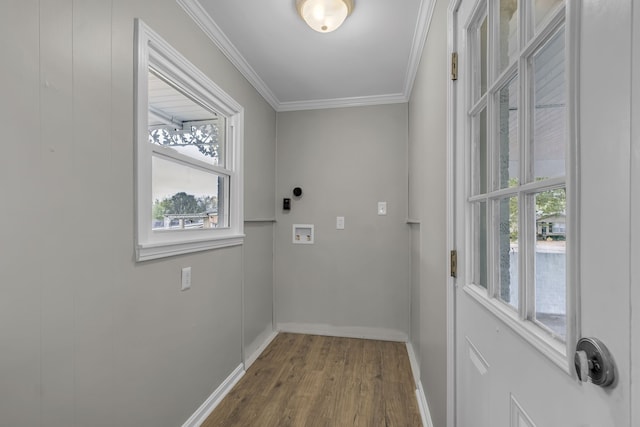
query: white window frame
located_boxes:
[134,19,244,261]
[461,1,579,372]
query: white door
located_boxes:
[450,0,634,426]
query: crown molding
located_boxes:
[177,0,280,110]
[403,0,437,97]
[278,93,409,112]
[177,0,435,112]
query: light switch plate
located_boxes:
[181,267,191,291]
[377,201,387,216]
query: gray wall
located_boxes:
[243,221,275,361]
[0,1,275,426]
[408,0,449,426]
[274,105,410,339]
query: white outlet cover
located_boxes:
[336,216,345,229]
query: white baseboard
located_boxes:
[406,341,421,384]
[244,327,278,369]
[406,342,433,427]
[277,322,408,342]
[181,364,245,427]
[416,381,434,427]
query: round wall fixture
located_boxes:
[293,187,303,197]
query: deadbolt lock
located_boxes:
[574,337,616,388]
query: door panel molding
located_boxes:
[509,395,536,427]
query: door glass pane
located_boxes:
[480,17,488,96]
[534,0,562,31]
[474,201,488,289]
[534,188,566,340]
[499,0,518,74]
[473,108,488,195]
[532,27,565,181]
[499,196,518,309]
[498,77,519,189]
[473,14,489,101]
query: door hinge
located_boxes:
[450,250,457,278]
[451,52,458,81]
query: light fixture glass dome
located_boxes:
[296,0,354,33]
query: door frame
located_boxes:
[446,2,462,427]
[631,2,640,424]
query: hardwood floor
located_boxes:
[202,333,422,427]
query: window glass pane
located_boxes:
[534,188,566,340]
[498,77,519,189]
[499,0,518,74]
[474,201,488,289]
[499,196,518,309]
[473,108,488,195]
[534,0,562,31]
[148,71,225,167]
[151,155,223,230]
[532,27,565,181]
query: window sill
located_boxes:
[463,284,571,375]
[136,234,244,261]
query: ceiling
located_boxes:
[178,0,435,112]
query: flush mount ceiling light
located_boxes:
[296,0,354,33]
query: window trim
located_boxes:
[134,19,244,261]
[462,1,579,374]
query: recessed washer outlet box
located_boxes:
[293,224,314,244]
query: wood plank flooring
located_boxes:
[202,333,422,427]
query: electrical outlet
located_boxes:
[181,267,191,291]
[336,216,345,230]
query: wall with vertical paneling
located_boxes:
[0,1,276,426]
[408,0,449,426]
